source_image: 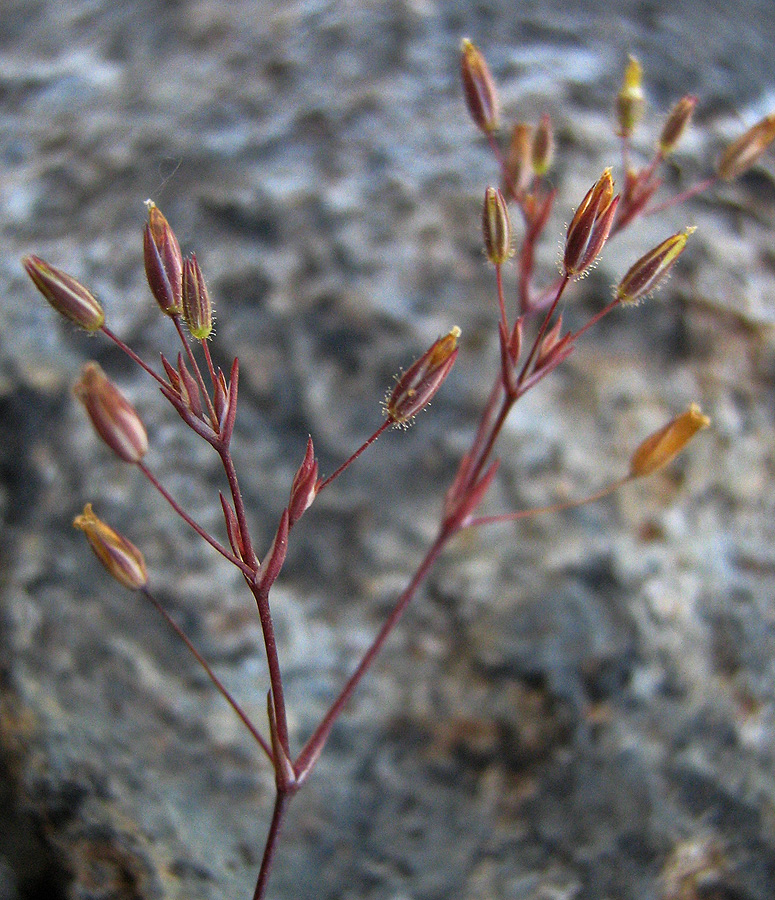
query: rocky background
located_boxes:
[1,1,775,898]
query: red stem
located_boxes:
[252,790,291,900]
[102,326,166,387]
[249,583,291,757]
[317,419,391,492]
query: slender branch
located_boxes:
[294,529,450,780]
[252,790,291,900]
[317,420,391,492]
[139,587,272,758]
[462,475,632,529]
[644,175,717,217]
[137,462,255,578]
[249,583,291,757]
[219,449,258,569]
[102,326,167,387]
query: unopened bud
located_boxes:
[659,95,697,157]
[630,403,710,478]
[22,255,105,332]
[73,503,148,590]
[143,200,183,316]
[74,362,148,463]
[182,253,213,340]
[616,56,645,139]
[717,113,775,181]
[385,327,460,426]
[616,227,696,305]
[288,437,319,527]
[460,38,499,134]
[482,187,512,266]
[504,122,533,197]
[531,113,554,176]
[564,169,619,277]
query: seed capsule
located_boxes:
[73,503,148,590]
[22,255,105,332]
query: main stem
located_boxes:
[253,790,291,900]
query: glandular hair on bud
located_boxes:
[385,327,460,426]
[182,253,213,340]
[482,187,512,266]
[563,169,618,277]
[630,403,710,478]
[22,255,105,332]
[616,55,645,139]
[73,503,148,590]
[74,362,149,463]
[616,227,696,305]
[460,38,500,134]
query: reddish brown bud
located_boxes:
[482,187,512,266]
[385,327,460,426]
[504,122,533,197]
[616,55,645,138]
[143,200,183,317]
[73,362,148,463]
[616,227,695,305]
[288,437,319,527]
[460,38,499,134]
[22,255,104,332]
[531,113,554,176]
[630,404,710,478]
[717,113,775,181]
[73,503,148,590]
[182,252,213,340]
[563,169,619,277]
[659,95,697,157]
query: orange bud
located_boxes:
[717,113,775,181]
[616,227,695,305]
[564,169,619,277]
[385,327,460,426]
[143,200,183,316]
[659,95,697,157]
[460,39,499,134]
[630,404,710,478]
[182,253,213,340]
[482,187,512,266]
[531,113,554,176]
[22,255,105,332]
[504,122,533,196]
[74,363,148,463]
[616,55,645,138]
[73,503,148,590]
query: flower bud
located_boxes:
[73,503,148,590]
[630,403,710,478]
[73,362,148,463]
[563,169,619,277]
[460,38,499,134]
[143,200,183,316]
[385,327,460,426]
[716,113,775,181]
[659,95,697,157]
[616,227,695,305]
[482,187,512,266]
[22,255,105,332]
[182,253,213,340]
[504,122,533,196]
[531,113,554,176]
[616,55,645,139]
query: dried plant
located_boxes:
[21,41,772,899]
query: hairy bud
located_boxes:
[563,169,619,277]
[659,95,697,157]
[482,187,512,266]
[717,113,775,181]
[385,328,460,426]
[616,227,695,305]
[182,253,213,340]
